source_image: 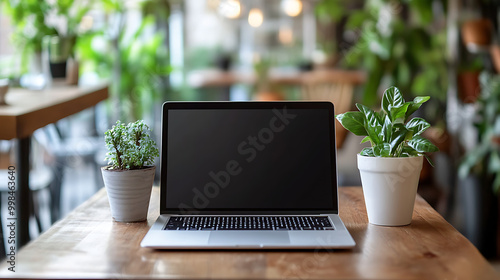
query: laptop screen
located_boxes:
[161,102,338,214]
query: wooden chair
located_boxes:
[301,70,364,149]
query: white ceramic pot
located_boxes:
[101,166,155,222]
[357,155,423,226]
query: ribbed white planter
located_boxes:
[101,166,155,222]
[357,155,423,226]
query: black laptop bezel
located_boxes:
[160,101,339,215]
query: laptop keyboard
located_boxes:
[163,216,334,231]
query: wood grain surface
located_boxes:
[0,187,497,279]
[0,81,108,140]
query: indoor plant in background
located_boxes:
[315,0,448,107]
[461,18,493,52]
[77,0,171,123]
[102,120,159,222]
[457,56,484,104]
[458,71,500,258]
[0,0,92,79]
[336,86,438,226]
[460,71,500,192]
[0,0,57,74]
[252,57,283,101]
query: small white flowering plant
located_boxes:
[104,120,159,170]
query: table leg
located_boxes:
[50,165,63,224]
[15,137,30,247]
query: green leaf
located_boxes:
[356,104,382,127]
[402,146,420,157]
[489,152,500,173]
[360,147,375,157]
[408,136,439,153]
[356,104,383,144]
[373,143,391,157]
[390,127,408,155]
[409,0,433,24]
[405,96,430,119]
[390,103,411,124]
[378,110,387,120]
[315,0,345,22]
[382,86,405,116]
[345,10,371,29]
[336,112,367,136]
[424,154,435,167]
[366,128,382,146]
[360,136,371,144]
[406,118,431,136]
[381,115,392,142]
[458,143,489,178]
[104,120,159,170]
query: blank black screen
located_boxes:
[163,103,337,214]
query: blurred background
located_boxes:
[0,0,500,264]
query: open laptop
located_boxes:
[141,101,355,249]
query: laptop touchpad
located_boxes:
[208,232,290,245]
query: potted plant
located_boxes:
[77,4,171,122]
[253,57,283,101]
[102,120,159,222]
[1,0,92,78]
[47,35,77,78]
[317,0,448,108]
[457,57,484,104]
[461,18,493,51]
[336,86,438,226]
[458,71,500,258]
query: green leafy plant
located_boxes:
[0,0,55,73]
[0,0,93,73]
[77,0,171,122]
[253,57,273,93]
[315,0,448,108]
[459,72,500,192]
[104,120,159,170]
[336,86,438,162]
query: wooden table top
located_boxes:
[0,81,108,140]
[1,187,497,279]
